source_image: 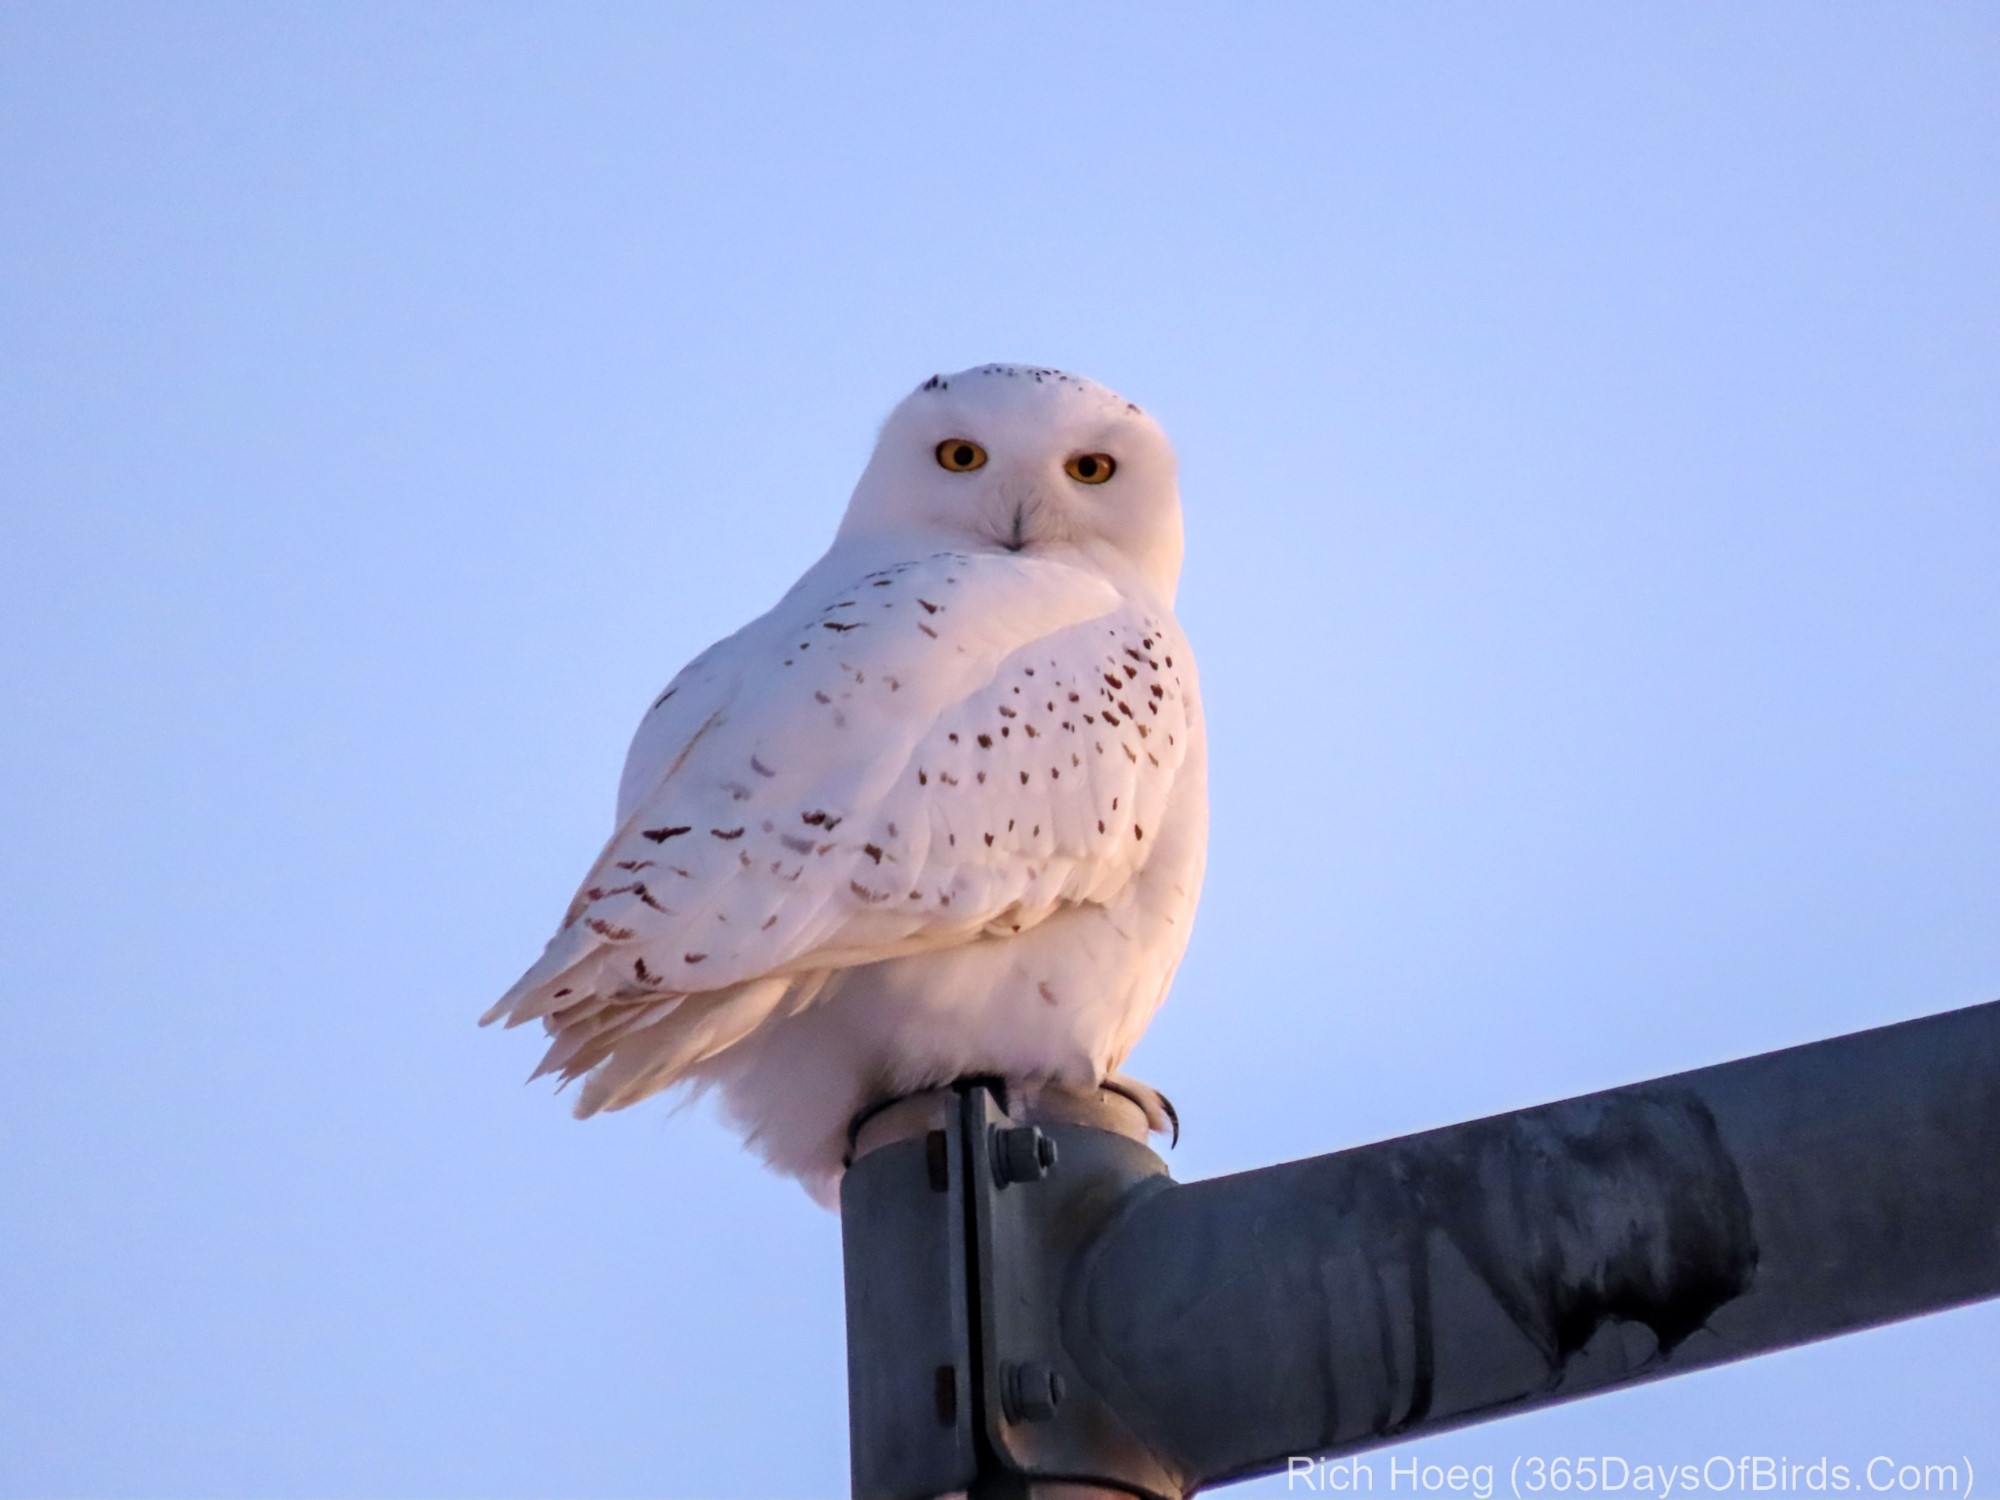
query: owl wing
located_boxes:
[484,546,1198,1113]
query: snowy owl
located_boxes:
[485,364,1207,1203]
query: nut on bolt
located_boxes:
[1000,1360,1066,1422]
[990,1124,1058,1184]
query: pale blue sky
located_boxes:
[3,5,1996,1496]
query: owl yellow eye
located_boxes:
[1064,452,1117,484]
[935,439,988,472]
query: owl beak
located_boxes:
[995,478,1047,554]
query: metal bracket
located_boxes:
[961,1082,1181,1500]
[841,1079,1182,1499]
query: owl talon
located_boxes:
[1106,1073,1179,1147]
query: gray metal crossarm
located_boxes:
[841,1000,2000,1500]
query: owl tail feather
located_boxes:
[480,923,611,1028]
[527,998,671,1081]
[571,974,794,1117]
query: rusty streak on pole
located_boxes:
[841,1000,2000,1499]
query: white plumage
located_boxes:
[486,364,1207,1202]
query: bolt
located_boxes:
[1000,1360,1066,1422]
[990,1124,1058,1184]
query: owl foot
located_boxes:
[1105,1073,1179,1147]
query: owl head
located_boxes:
[837,364,1185,599]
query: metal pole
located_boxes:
[841,1000,2000,1499]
